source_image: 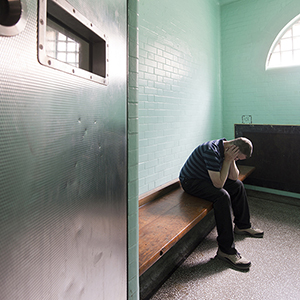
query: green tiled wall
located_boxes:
[127,0,139,299]
[138,0,222,194]
[221,0,300,198]
[129,0,300,298]
[128,0,300,298]
[221,0,300,139]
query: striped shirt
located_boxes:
[179,139,226,181]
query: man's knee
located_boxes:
[213,189,231,205]
[224,179,245,191]
[235,179,244,188]
[234,180,246,195]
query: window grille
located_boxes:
[267,15,300,69]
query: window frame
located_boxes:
[266,14,300,70]
[38,0,109,85]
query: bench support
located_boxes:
[140,210,215,300]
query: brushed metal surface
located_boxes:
[0,0,127,299]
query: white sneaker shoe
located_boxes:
[234,226,264,238]
[217,249,251,270]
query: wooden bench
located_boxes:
[139,165,255,300]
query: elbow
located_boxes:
[212,181,223,189]
[228,173,239,181]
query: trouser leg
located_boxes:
[212,188,237,254]
[180,178,251,254]
[223,179,251,230]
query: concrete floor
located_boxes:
[150,194,300,300]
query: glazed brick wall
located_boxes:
[138,0,222,194]
[221,0,300,139]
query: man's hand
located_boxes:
[208,145,240,188]
[224,145,239,162]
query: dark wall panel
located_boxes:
[235,124,300,194]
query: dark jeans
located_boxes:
[180,178,251,255]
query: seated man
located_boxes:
[179,137,263,270]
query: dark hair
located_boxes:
[231,137,253,158]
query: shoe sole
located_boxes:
[235,230,264,238]
[217,254,251,270]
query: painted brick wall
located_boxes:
[221,0,300,139]
[127,0,139,299]
[138,0,222,194]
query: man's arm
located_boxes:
[208,145,239,189]
[228,160,239,181]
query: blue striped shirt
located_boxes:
[179,139,226,181]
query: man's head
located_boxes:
[230,137,253,159]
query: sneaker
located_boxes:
[217,249,251,270]
[234,226,264,238]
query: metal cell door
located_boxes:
[0,0,127,299]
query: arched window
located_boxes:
[266,14,300,69]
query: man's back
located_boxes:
[179,139,225,181]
